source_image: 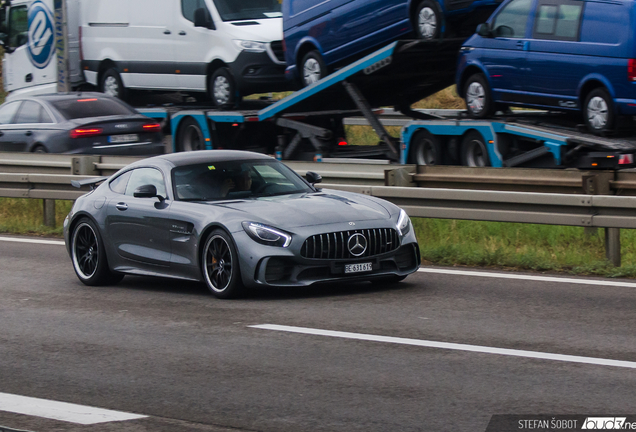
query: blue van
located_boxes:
[283,0,502,87]
[457,0,636,135]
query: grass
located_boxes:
[0,198,73,236]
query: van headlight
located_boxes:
[396,209,411,237]
[234,40,267,52]
[242,222,292,247]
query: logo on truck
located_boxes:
[27,1,55,69]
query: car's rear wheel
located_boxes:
[415,0,441,40]
[100,68,127,101]
[71,218,123,286]
[409,130,443,165]
[464,73,494,119]
[584,88,616,136]
[178,117,206,152]
[301,50,326,87]
[32,145,47,153]
[202,229,244,299]
[460,131,490,167]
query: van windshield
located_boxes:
[212,0,282,21]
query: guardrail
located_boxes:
[1,153,635,266]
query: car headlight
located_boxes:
[397,209,411,237]
[242,222,292,247]
[234,40,267,52]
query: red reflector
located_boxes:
[620,154,634,165]
[70,128,102,138]
[338,140,348,146]
[245,116,259,122]
[77,98,98,102]
[629,59,636,82]
[142,123,161,132]
[232,123,239,127]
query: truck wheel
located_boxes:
[584,88,616,136]
[209,68,237,108]
[301,50,326,87]
[409,130,442,165]
[178,117,206,152]
[415,0,441,39]
[460,131,490,167]
[464,74,494,119]
[100,68,127,101]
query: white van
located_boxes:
[81,0,288,106]
[1,0,83,100]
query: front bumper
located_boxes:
[229,50,290,95]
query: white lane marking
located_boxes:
[0,237,65,246]
[0,392,147,425]
[419,268,636,288]
[251,324,636,370]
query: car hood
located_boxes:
[214,190,392,229]
[221,17,283,42]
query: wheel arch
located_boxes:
[458,64,488,98]
[198,223,243,280]
[97,59,118,87]
[578,77,613,110]
[205,59,229,93]
[295,39,321,69]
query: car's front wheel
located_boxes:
[464,73,494,119]
[202,229,244,299]
[71,218,123,286]
[301,50,327,87]
[209,67,238,108]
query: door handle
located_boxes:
[25,131,33,136]
[179,31,186,36]
[115,203,128,211]
[164,29,172,35]
[25,73,33,83]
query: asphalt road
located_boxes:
[1,236,636,432]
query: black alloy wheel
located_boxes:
[71,218,123,286]
[178,117,206,151]
[202,229,244,299]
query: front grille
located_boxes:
[269,40,285,62]
[301,229,399,260]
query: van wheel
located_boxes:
[178,117,206,152]
[461,131,490,167]
[209,68,238,108]
[464,73,494,119]
[584,88,616,136]
[301,50,326,87]
[415,0,441,39]
[409,130,442,165]
[100,68,127,101]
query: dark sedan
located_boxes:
[63,151,421,299]
[0,92,164,154]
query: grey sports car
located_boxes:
[63,151,420,298]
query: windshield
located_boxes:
[51,97,135,120]
[212,0,282,21]
[173,159,313,201]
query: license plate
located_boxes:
[109,134,139,144]
[344,262,373,274]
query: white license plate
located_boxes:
[345,262,373,274]
[109,134,139,144]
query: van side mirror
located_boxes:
[477,23,492,38]
[305,171,322,185]
[194,8,215,30]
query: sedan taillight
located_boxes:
[143,123,161,132]
[70,128,103,138]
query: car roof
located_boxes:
[150,150,276,167]
[23,92,111,101]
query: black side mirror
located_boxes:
[194,8,215,30]
[306,171,322,185]
[134,184,159,199]
[477,23,492,38]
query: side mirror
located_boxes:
[306,171,322,185]
[134,184,159,199]
[477,23,492,38]
[194,8,215,30]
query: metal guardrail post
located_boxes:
[605,228,621,267]
[584,173,621,266]
[43,199,56,227]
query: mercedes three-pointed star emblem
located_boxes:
[347,233,367,257]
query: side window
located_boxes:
[14,101,44,124]
[0,101,21,124]
[39,105,54,123]
[181,0,208,22]
[125,168,167,198]
[8,5,28,49]
[492,0,533,38]
[109,170,133,195]
[533,1,583,41]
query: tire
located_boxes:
[100,68,127,101]
[409,130,443,165]
[202,229,244,299]
[464,73,494,119]
[300,50,327,87]
[209,67,237,108]
[584,88,616,136]
[177,117,206,152]
[460,131,490,167]
[71,218,124,286]
[32,145,47,153]
[414,0,441,40]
